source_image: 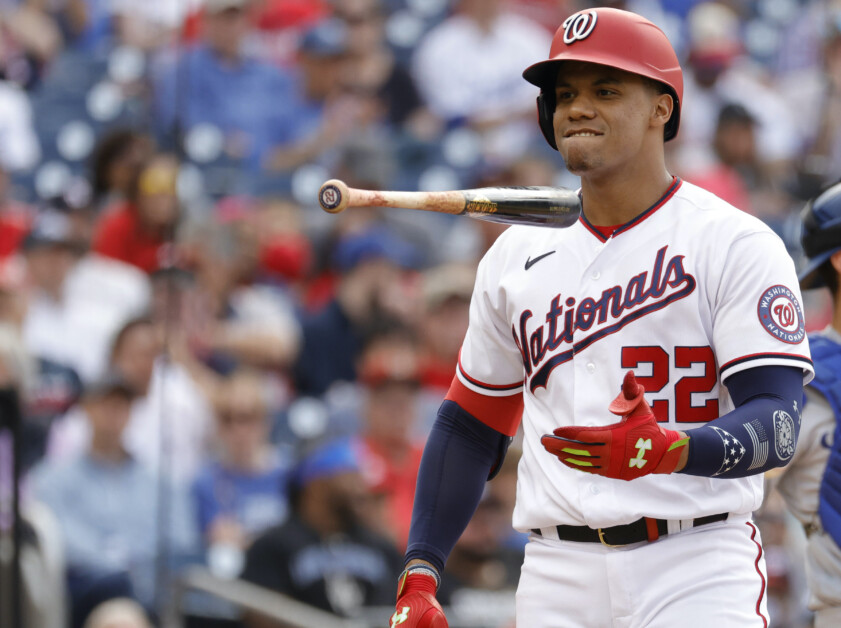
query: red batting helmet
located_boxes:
[522,7,683,149]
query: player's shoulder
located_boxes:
[672,180,778,240]
[470,222,560,282]
[485,222,560,261]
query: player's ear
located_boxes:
[830,250,841,275]
[651,92,673,132]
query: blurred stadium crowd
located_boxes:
[0,0,838,626]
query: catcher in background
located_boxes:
[768,182,841,628]
[390,7,812,628]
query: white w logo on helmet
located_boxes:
[562,11,598,44]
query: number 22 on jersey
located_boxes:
[621,345,719,423]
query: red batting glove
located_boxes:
[390,570,448,628]
[541,371,689,481]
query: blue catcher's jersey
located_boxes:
[806,333,841,546]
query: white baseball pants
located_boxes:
[516,514,769,627]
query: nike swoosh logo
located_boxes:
[525,250,556,270]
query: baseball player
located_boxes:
[766,182,841,628]
[390,7,812,628]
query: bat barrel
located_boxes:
[460,186,581,228]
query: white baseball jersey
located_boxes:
[449,178,814,533]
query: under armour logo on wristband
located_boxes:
[391,606,410,626]
[629,437,652,469]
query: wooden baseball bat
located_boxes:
[318,179,581,228]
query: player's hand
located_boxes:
[541,371,689,481]
[390,569,448,627]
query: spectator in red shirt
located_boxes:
[213,195,313,287]
[355,322,425,551]
[0,166,36,260]
[91,154,180,274]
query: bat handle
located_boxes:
[318,179,351,214]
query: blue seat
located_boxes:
[36,50,109,100]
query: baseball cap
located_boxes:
[686,2,741,53]
[798,181,841,289]
[686,2,742,69]
[299,19,348,57]
[205,0,249,13]
[22,211,83,252]
[716,103,756,127]
[292,437,362,487]
[333,226,417,272]
[422,263,475,310]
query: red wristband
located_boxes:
[653,431,689,474]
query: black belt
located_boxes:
[531,513,728,547]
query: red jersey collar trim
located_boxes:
[578,177,682,242]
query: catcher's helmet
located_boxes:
[799,181,841,290]
[522,7,683,150]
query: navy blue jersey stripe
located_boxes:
[578,176,681,241]
[719,353,813,377]
[457,361,523,392]
[614,177,681,236]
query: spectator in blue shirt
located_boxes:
[151,0,302,171]
[28,372,199,628]
[66,0,114,54]
[192,368,291,577]
[266,17,393,173]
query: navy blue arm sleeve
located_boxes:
[680,365,804,478]
[403,400,510,574]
